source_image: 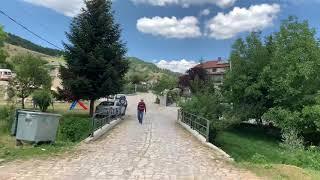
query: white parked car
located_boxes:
[0,69,13,81]
[95,94,127,117]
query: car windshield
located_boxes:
[100,101,114,106]
[116,95,125,99]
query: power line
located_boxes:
[0,9,63,50]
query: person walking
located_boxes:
[137,99,146,124]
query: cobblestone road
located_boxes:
[0,93,258,180]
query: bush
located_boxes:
[58,115,91,142]
[167,88,180,104]
[180,91,238,141]
[32,90,52,112]
[251,153,268,164]
[122,83,135,94]
[136,84,148,92]
[0,106,15,134]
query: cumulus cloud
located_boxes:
[206,3,281,39]
[156,59,199,73]
[137,16,201,39]
[22,0,84,17]
[200,9,211,16]
[131,0,238,8]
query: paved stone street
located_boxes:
[0,93,258,180]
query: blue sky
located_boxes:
[0,0,320,73]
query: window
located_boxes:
[212,68,217,72]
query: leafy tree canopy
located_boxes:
[61,0,129,116]
[0,26,11,69]
[9,54,51,108]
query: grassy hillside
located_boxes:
[2,32,178,91]
[127,57,180,82]
[5,33,63,57]
[4,43,65,65]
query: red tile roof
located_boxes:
[196,60,230,69]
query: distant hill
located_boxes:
[5,33,63,57]
[2,33,178,87]
[127,57,180,82]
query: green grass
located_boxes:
[0,105,91,164]
[0,135,76,163]
[215,125,320,179]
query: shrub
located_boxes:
[32,90,52,112]
[136,84,148,92]
[167,88,180,104]
[263,107,306,148]
[58,115,91,142]
[122,83,135,94]
[180,91,238,141]
[0,106,15,134]
[251,153,268,164]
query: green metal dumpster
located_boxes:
[16,110,61,143]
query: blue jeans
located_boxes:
[138,111,144,124]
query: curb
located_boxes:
[84,117,124,143]
[177,120,234,161]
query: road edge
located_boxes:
[84,117,125,143]
[177,120,234,161]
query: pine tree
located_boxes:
[61,0,128,116]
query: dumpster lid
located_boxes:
[18,110,62,117]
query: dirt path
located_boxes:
[0,93,258,180]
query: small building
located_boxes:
[196,58,230,84]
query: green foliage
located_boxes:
[262,16,320,111]
[136,84,148,92]
[223,32,272,123]
[5,33,63,56]
[0,25,11,69]
[121,83,135,94]
[216,126,320,171]
[263,108,303,133]
[61,0,129,115]
[222,17,320,146]
[128,72,146,84]
[32,90,52,112]
[58,114,91,142]
[126,57,179,81]
[152,75,177,95]
[180,89,238,140]
[179,67,208,94]
[0,106,15,134]
[167,88,180,104]
[251,153,268,164]
[9,54,51,108]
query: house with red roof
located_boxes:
[196,58,230,84]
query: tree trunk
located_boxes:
[89,99,95,117]
[21,97,25,109]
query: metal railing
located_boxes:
[91,109,122,137]
[178,109,211,142]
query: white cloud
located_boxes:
[206,3,281,39]
[156,59,199,73]
[137,16,201,39]
[22,0,84,17]
[200,9,211,16]
[131,0,238,8]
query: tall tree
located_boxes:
[61,0,128,116]
[9,54,51,109]
[152,75,177,96]
[223,32,272,122]
[262,17,320,136]
[178,66,207,94]
[262,17,320,111]
[0,26,10,69]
